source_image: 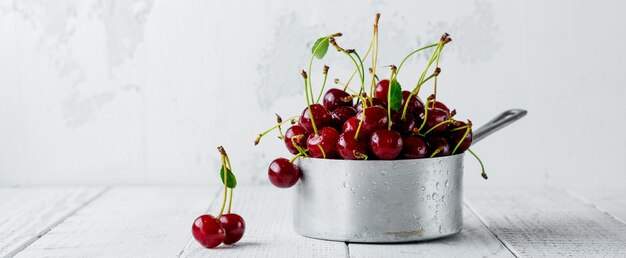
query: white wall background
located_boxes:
[0,0,624,188]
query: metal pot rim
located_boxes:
[299,153,464,164]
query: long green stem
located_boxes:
[400,73,437,119]
[308,37,330,103]
[289,152,305,163]
[255,115,299,145]
[303,72,319,135]
[421,119,454,136]
[315,66,330,103]
[393,43,438,80]
[468,149,487,179]
[216,155,228,219]
[451,125,471,155]
[344,38,374,91]
[224,155,234,214]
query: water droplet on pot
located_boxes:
[427,195,431,200]
[420,197,424,201]
[436,182,441,190]
[442,195,447,202]
[439,225,443,233]
[383,181,389,185]
[342,182,348,188]
[425,171,429,175]
[380,170,387,176]
[444,180,449,188]
[432,192,439,200]
[371,180,377,185]
[421,186,426,191]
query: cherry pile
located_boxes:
[256,13,488,189]
[191,146,246,248]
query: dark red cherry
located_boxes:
[284,125,308,155]
[219,213,246,245]
[192,214,225,249]
[427,136,451,157]
[447,121,472,154]
[342,116,358,134]
[355,97,386,112]
[356,106,389,137]
[336,130,369,160]
[307,127,340,159]
[298,104,331,134]
[430,101,450,116]
[391,112,417,136]
[323,88,352,111]
[425,108,450,134]
[268,158,300,188]
[369,130,403,160]
[401,91,425,118]
[402,136,427,159]
[331,106,357,129]
[374,79,390,104]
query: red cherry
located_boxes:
[427,136,451,157]
[447,121,472,154]
[356,106,389,137]
[430,101,450,116]
[268,158,300,188]
[355,98,386,112]
[323,88,352,111]
[369,130,403,160]
[298,104,331,134]
[402,136,427,159]
[401,91,425,118]
[374,79,390,104]
[391,112,417,136]
[219,213,246,245]
[284,125,308,155]
[192,214,225,249]
[425,108,450,134]
[307,127,340,159]
[331,106,357,129]
[336,130,369,160]
[342,117,359,134]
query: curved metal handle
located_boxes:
[472,109,527,145]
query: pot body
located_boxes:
[294,154,464,243]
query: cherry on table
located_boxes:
[427,136,451,157]
[331,106,357,129]
[323,88,352,111]
[342,116,359,134]
[307,127,340,159]
[356,106,389,137]
[336,130,369,160]
[192,214,225,249]
[298,104,331,134]
[369,129,403,160]
[284,125,308,155]
[425,107,450,134]
[268,158,301,188]
[219,213,246,245]
[402,136,428,159]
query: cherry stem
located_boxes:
[353,150,368,160]
[302,71,319,135]
[291,136,309,157]
[255,115,299,145]
[400,72,437,120]
[343,39,373,91]
[387,66,397,130]
[317,145,327,159]
[369,13,380,102]
[315,65,330,103]
[308,35,336,103]
[451,124,472,155]
[416,95,435,133]
[224,154,234,214]
[393,43,438,80]
[421,118,455,136]
[216,151,228,220]
[330,38,365,96]
[429,147,442,158]
[468,149,487,179]
[289,152,305,163]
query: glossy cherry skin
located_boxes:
[219,213,246,245]
[356,106,389,137]
[369,130,403,160]
[342,117,359,134]
[447,121,473,154]
[355,98,386,112]
[336,130,369,160]
[298,104,331,134]
[323,88,352,111]
[331,106,357,129]
[268,158,300,188]
[307,127,340,159]
[427,136,451,157]
[401,136,427,159]
[284,125,308,155]
[425,108,450,134]
[192,214,225,249]
[429,101,450,116]
[391,112,417,136]
[401,91,425,118]
[374,79,390,104]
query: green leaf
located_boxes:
[389,79,403,111]
[220,166,237,189]
[312,37,329,59]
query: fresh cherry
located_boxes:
[336,130,369,160]
[219,213,246,245]
[369,130,403,160]
[448,121,472,154]
[355,97,386,112]
[268,158,301,188]
[424,107,450,134]
[342,116,359,134]
[356,106,389,137]
[323,88,352,111]
[391,112,417,136]
[298,104,331,134]
[427,136,451,157]
[307,127,340,158]
[402,136,427,159]
[284,125,308,155]
[401,91,425,118]
[430,101,450,116]
[331,106,357,129]
[374,79,390,104]
[192,214,225,249]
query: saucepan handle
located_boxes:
[472,109,527,145]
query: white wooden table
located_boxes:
[1,186,625,257]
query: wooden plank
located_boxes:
[15,187,218,258]
[0,187,105,257]
[179,185,348,258]
[348,204,514,258]
[568,187,626,224]
[465,187,626,257]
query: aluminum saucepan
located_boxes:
[294,109,527,243]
